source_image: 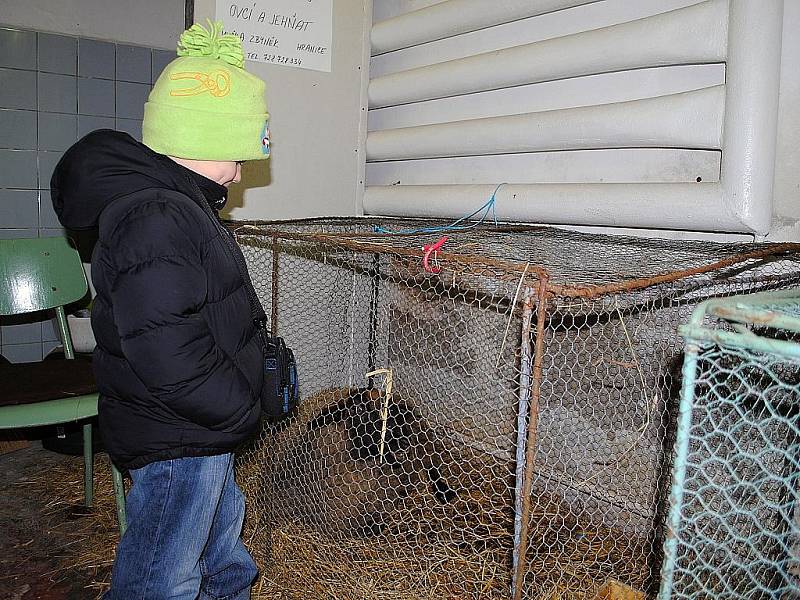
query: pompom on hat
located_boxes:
[142,20,270,161]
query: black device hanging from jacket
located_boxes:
[181,170,300,419]
[260,329,299,417]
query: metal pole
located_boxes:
[184,0,194,29]
[112,464,128,536]
[366,253,380,383]
[271,234,279,336]
[513,276,549,600]
[657,343,701,599]
[511,289,534,598]
[83,422,93,508]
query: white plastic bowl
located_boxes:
[66,315,96,353]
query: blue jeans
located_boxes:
[104,454,257,599]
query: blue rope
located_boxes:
[373,183,504,235]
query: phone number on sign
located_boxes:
[262,54,302,66]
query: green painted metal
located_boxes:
[55,305,75,359]
[0,236,88,315]
[112,464,128,535]
[0,395,98,428]
[83,422,93,507]
[659,289,800,599]
[0,236,127,529]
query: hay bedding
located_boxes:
[23,428,651,600]
[16,454,118,598]
[241,483,650,600]
[237,388,653,600]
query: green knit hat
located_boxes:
[142,20,270,161]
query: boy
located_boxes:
[51,21,270,599]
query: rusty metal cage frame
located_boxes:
[231,218,800,600]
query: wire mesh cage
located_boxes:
[659,290,800,600]
[230,218,800,599]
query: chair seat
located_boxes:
[0,356,96,407]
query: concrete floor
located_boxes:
[0,442,108,599]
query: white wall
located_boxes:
[364,1,790,237]
[0,0,184,48]
[194,0,371,221]
[771,0,800,242]
[372,0,447,22]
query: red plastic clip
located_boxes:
[422,236,448,273]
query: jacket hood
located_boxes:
[51,129,189,230]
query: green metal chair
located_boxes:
[0,236,127,534]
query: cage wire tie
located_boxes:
[422,236,448,273]
[366,368,394,463]
[497,262,531,368]
[372,183,504,235]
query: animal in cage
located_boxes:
[266,387,457,539]
[305,387,457,505]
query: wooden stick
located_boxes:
[366,368,394,463]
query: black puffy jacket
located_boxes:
[52,130,263,470]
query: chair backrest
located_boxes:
[0,237,88,316]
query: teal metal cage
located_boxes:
[660,289,800,599]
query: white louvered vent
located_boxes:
[364,0,784,234]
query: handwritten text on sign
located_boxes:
[216,0,332,72]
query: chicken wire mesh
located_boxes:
[229,218,800,599]
[659,291,800,600]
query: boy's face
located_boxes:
[170,157,242,187]
[204,161,242,188]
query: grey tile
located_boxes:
[38,151,64,191]
[38,32,77,75]
[1,343,42,363]
[78,115,114,138]
[115,81,149,119]
[0,189,38,228]
[38,112,77,150]
[1,320,43,344]
[0,228,37,239]
[39,191,62,227]
[0,28,37,70]
[115,118,142,141]
[151,49,175,83]
[0,150,37,188]
[0,68,37,110]
[42,318,60,342]
[39,228,66,238]
[116,44,151,83]
[78,77,114,117]
[42,340,64,358]
[78,37,114,79]
[0,109,37,149]
[38,73,77,113]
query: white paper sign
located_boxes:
[216,0,332,72]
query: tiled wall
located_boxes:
[0,25,175,362]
